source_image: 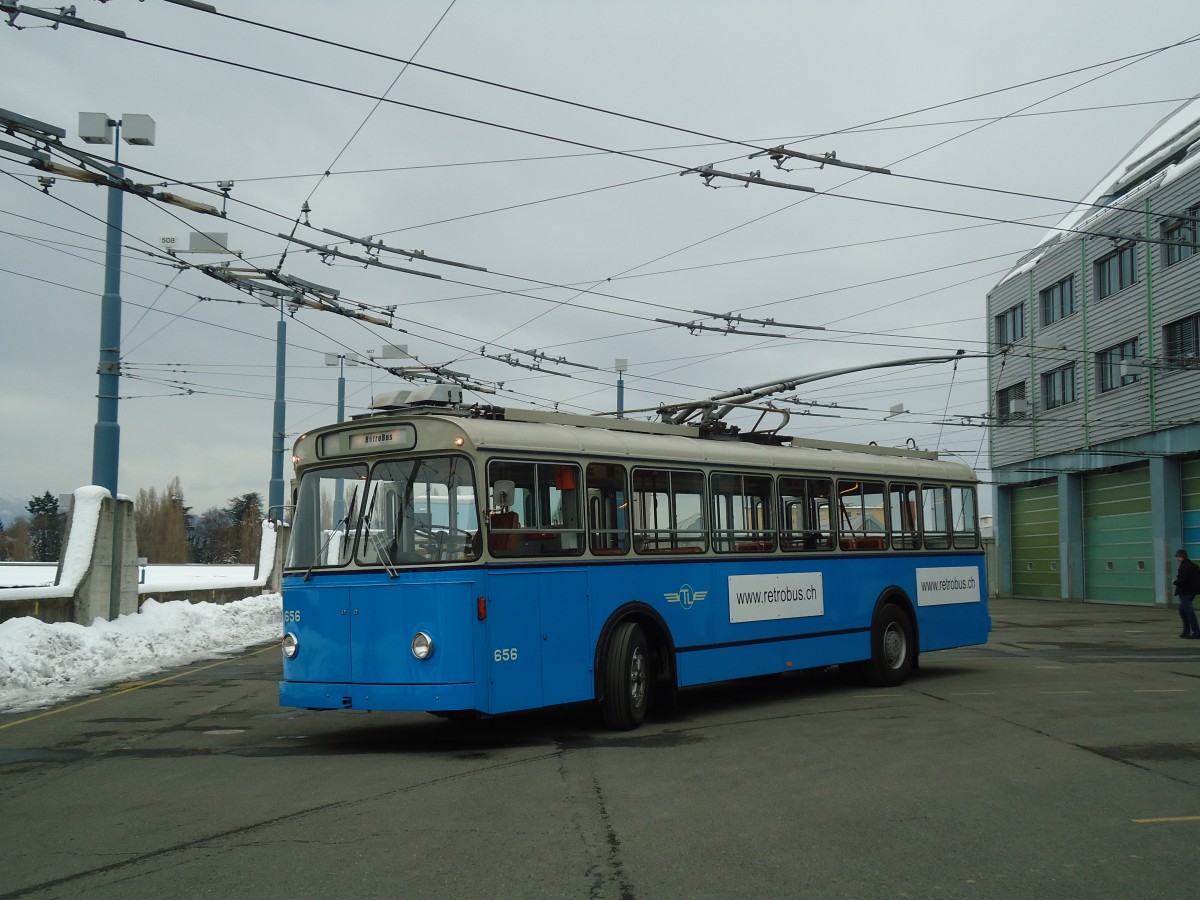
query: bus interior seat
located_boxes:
[488,510,520,554]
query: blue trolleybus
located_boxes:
[280,388,990,729]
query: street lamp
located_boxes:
[324,352,361,424]
[615,358,628,419]
[324,353,360,524]
[79,112,155,497]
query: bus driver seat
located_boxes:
[487,510,520,555]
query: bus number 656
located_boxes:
[493,647,518,662]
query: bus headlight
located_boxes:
[282,632,299,659]
[411,631,434,660]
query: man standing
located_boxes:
[1173,549,1200,639]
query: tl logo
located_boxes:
[665,584,707,611]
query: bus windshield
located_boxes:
[357,455,479,565]
[285,463,368,569]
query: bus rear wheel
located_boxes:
[601,621,649,730]
[862,604,914,687]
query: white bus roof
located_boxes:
[300,405,977,483]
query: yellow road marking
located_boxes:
[1133,816,1200,824]
[0,642,278,732]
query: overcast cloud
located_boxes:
[2,1,1199,521]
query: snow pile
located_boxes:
[1,486,109,601]
[0,593,283,714]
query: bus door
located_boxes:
[349,578,478,686]
[485,569,592,713]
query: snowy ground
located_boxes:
[0,593,283,714]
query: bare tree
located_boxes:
[134,477,191,563]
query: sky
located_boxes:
[3,2,1200,523]
[0,592,281,713]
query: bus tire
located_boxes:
[601,621,649,730]
[862,604,914,687]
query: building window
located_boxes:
[1164,313,1200,370]
[1096,338,1139,392]
[1094,244,1136,299]
[1041,364,1076,409]
[994,303,1025,346]
[996,382,1027,422]
[1040,275,1075,326]
[1163,207,1198,267]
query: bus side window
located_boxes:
[711,472,774,553]
[586,463,629,555]
[838,479,887,551]
[487,459,584,557]
[778,476,832,551]
[951,485,979,549]
[889,482,920,550]
[922,485,951,550]
[631,468,706,554]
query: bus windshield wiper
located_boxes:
[304,484,359,583]
[362,487,399,579]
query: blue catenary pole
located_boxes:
[91,162,124,495]
[268,303,287,519]
[332,355,347,525]
[337,355,346,424]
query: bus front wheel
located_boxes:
[601,621,649,730]
[862,604,914,687]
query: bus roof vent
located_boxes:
[371,383,463,410]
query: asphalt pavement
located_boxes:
[2,596,1198,899]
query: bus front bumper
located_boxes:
[279,680,477,712]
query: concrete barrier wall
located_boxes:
[0,487,286,626]
[139,587,274,608]
[0,596,75,625]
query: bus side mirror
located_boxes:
[493,480,515,510]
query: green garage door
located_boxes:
[1011,481,1060,598]
[1083,466,1154,605]
[1183,459,1200,555]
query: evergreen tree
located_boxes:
[229,492,263,564]
[185,493,263,565]
[190,507,235,564]
[226,493,263,526]
[26,491,63,562]
[0,519,7,561]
